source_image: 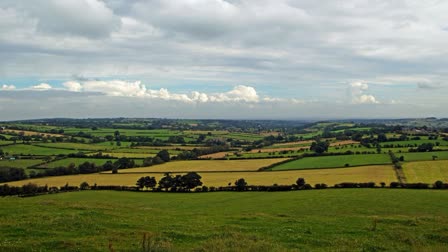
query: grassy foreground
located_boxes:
[1,190,448,251]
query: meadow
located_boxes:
[3,189,446,251]
[0,159,44,168]
[271,154,391,171]
[0,144,77,156]
[40,158,119,168]
[33,142,110,151]
[399,151,448,162]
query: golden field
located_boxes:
[103,158,289,173]
[3,165,396,187]
[403,160,448,183]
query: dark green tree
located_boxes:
[156,150,170,162]
[310,141,330,154]
[143,176,157,190]
[158,173,173,191]
[182,172,203,190]
[296,177,306,189]
[136,177,145,190]
[235,178,247,191]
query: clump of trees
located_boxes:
[136,172,203,192]
[0,167,27,183]
[310,141,330,154]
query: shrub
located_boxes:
[80,181,90,190]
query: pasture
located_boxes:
[0,159,44,168]
[41,158,119,168]
[399,151,448,162]
[0,144,77,156]
[271,154,391,171]
[33,142,110,151]
[1,190,447,251]
[403,160,448,183]
[93,152,155,158]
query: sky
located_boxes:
[0,0,447,120]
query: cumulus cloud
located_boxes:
[31,83,52,90]
[348,82,379,104]
[61,80,260,103]
[1,84,16,90]
[63,81,83,92]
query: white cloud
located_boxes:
[31,83,52,90]
[348,82,379,104]
[60,80,261,103]
[63,81,83,92]
[1,84,16,90]
[82,80,147,96]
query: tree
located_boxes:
[80,181,90,190]
[235,178,247,191]
[310,141,330,154]
[159,173,173,191]
[156,150,170,162]
[182,172,203,191]
[102,161,114,171]
[78,162,96,174]
[143,176,157,190]
[296,177,306,189]
[136,177,145,190]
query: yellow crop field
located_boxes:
[104,158,289,173]
[403,160,448,183]
[3,165,396,188]
[199,165,396,187]
[0,129,64,137]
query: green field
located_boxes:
[0,159,44,168]
[271,154,391,170]
[41,158,119,168]
[0,144,77,156]
[1,190,447,251]
[399,151,448,162]
[33,143,110,151]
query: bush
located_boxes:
[390,182,400,188]
[434,180,445,189]
[80,181,90,190]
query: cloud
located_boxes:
[9,0,121,38]
[32,83,52,90]
[62,80,260,103]
[63,81,83,92]
[417,83,441,89]
[1,84,16,90]
[348,82,379,104]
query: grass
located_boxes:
[40,158,118,168]
[399,151,448,162]
[0,159,44,169]
[0,144,77,156]
[3,165,397,187]
[92,152,155,158]
[33,142,110,151]
[403,160,448,183]
[1,189,447,251]
[271,154,391,170]
[104,159,289,173]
